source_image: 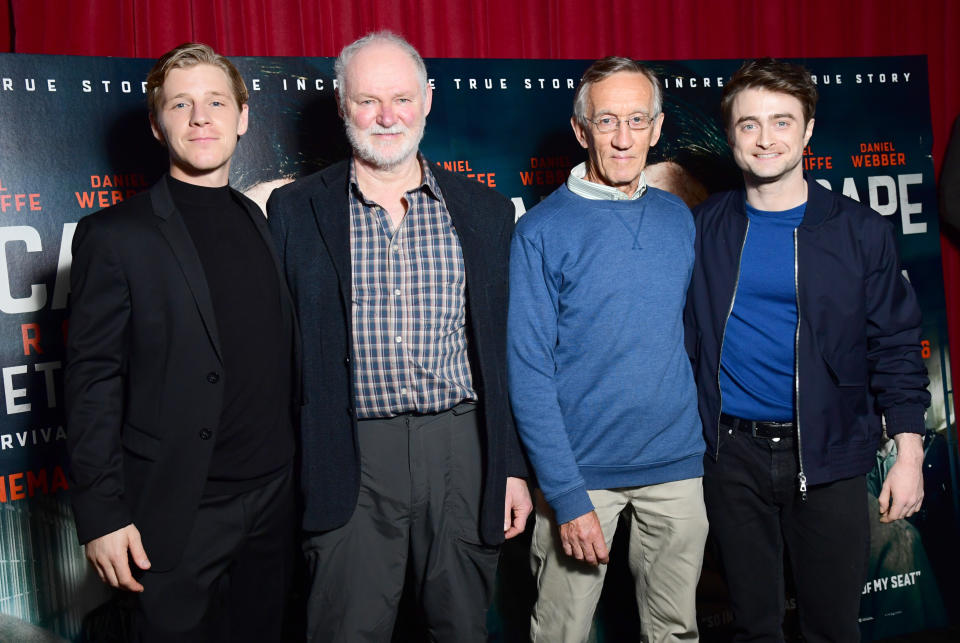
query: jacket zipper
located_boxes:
[715,219,750,457]
[794,228,807,500]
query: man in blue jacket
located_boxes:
[508,57,708,643]
[685,58,930,641]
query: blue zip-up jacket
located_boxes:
[684,176,929,488]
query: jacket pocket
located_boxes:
[121,423,162,461]
[821,348,866,388]
[820,349,869,439]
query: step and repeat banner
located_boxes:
[0,53,956,642]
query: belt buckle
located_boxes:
[749,422,778,441]
[752,421,788,441]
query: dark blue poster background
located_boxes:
[0,53,954,641]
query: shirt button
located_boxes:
[394,288,401,296]
[401,387,408,395]
[392,244,400,252]
[206,371,220,384]
[395,336,403,343]
[199,428,213,440]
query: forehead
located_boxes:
[344,42,421,95]
[161,64,233,99]
[731,87,804,119]
[586,72,654,114]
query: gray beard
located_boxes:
[345,120,425,171]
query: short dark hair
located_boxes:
[573,56,662,127]
[146,43,248,119]
[720,58,818,131]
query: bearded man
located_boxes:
[266,31,531,643]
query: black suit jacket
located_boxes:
[65,177,299,571]
[267,158,527,546]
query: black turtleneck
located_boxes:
[167,175,293,494]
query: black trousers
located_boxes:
[302,403,500,643]
[703,421,869,643]
[132,468,296,643]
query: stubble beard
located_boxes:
[743,152,804,187]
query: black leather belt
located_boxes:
[720,413,795,439]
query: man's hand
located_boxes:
[85,524,151,592]
[879,432,924,523]
[560,510,609,566]
[503,477,533,539]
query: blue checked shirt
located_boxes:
[349,157,476,419]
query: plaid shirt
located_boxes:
[349,157,476,418]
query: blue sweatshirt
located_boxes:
[508,184,704,524]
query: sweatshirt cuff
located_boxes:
[548,483,595,525]
[884,404,927,436]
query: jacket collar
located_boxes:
[149,176,223,363]
[734,174,834,228]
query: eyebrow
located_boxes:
[735,112,798,125]
[594,109,651,117]
[166,90,232,102]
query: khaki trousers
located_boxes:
[530,477,708,643]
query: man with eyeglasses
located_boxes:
[507,56,707,643]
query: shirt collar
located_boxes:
[349,154,444,205]
[566,162,646,201]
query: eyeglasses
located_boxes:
[589,113,656,133]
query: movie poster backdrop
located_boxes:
[0,53,955,641]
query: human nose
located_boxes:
[611,119,633,149]
[190,103,210,126]
[378,102,397,127]
[756,124,773,148]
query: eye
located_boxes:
[776,120,789,128]
[396,97,412,103]
[173,102,189,109]
[741,122,757,131]
[628,115,646,125]
[596,116,616,127]
[210,100,224,107]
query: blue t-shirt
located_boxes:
[719,201,806,421]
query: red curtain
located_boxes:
[5,0,960,417]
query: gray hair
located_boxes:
[334,31,428,111]
[572,56,663,126]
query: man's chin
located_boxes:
[356,147,417,171]
[746,168,788,184]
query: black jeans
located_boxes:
[703,420,869,643]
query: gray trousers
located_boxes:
[303,403,499,643]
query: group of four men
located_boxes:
[64,30,929,643]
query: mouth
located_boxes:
[755,152,780,159]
